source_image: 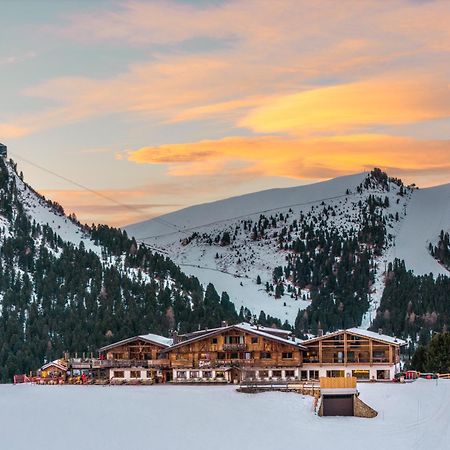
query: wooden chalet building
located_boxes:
[162,322,306,383]
[97,333,173,382]
[34,323,406,385]
[301,328,406,381]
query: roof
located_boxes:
[302,328,407,346]
[40,360,67,372]
[99,333,173,352]
[164,322,306,352]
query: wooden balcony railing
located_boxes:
[222,343,247,351]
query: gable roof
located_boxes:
[99,333,173,352]
[164,322,306,352]
[40,360,67,372]
[302,328,406,346]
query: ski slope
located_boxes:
[389,183,450,276]
[3,380,450,450]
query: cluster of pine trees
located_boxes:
[429,230,450,270]
[371,259,450,341]
[0,159,238,382]
[411,332,450,373]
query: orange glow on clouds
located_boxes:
[240,77,450,134]
[128,134,450,187]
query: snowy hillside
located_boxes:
[6,162,101,253]
[388,182,450,276]
[126,171,450,326]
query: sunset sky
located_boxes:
[1,0,449,226]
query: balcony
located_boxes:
[222,343,247,351]
[92,359,170,369]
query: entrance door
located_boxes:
[323,395,354,416]
[230,368,242,383]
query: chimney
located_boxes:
[221,321,228,328]
[318,329,324,337]
[172,331,179,344]
[378,328,383,335]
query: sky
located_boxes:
[0,0,449,227]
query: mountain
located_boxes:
[0,158,239,381]
[126,170,450,329]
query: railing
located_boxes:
[70,358,170,369]
[222,344,247,351]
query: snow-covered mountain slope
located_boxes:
[126,172,368,240]
[127,170,445,326]
[387,182,450,276]
[6,162,101,253]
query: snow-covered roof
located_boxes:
[303,328,406,346]
[99,333,173,352]
[138,333,173,347]
[40,360,67,372]
[166,322,306,351]
[346,328,407,346]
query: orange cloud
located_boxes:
[240,77,450,134]
[127,134,450,187]
[0,123,32,139]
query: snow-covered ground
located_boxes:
[2,380,449,450]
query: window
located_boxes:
[113,371,124,378]
[217,352,226,360]
[300,370,308,380]
[282,352,293,359]
[200,353,210,360]
[215,371,225,379]
[251,337,258,344]
[146,371,154,379]
[259,370,269,378]
[203,371,212,379]
[272,370,282,378]
[352,370,370,380]
[177,371,187,379]
[230,352,239,360]
[212,338,218,344]
[224,336,244,344]
[244,352,252,360]
[130,371,141,379]
[377,369,390,380]
[112,353,124,360]
[190,371,199,379]
[309,370,319,380]
[260,352,272,359]
[285,370,295,378]
[176,353,187,360]
[326,370,345,378]
[244,370,256,380]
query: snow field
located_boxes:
[2,380,449,450]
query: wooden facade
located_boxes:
[38,324,405,385]
[164,324,305,382]
[301,329,404,381]
[97,335,172,382]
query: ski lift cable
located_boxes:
[8,152,185,237]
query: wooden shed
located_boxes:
[318,377,377,418]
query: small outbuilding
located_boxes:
[318,377,377,418]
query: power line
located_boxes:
[8,151,184,236]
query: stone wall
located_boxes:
[354,395,378,418]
